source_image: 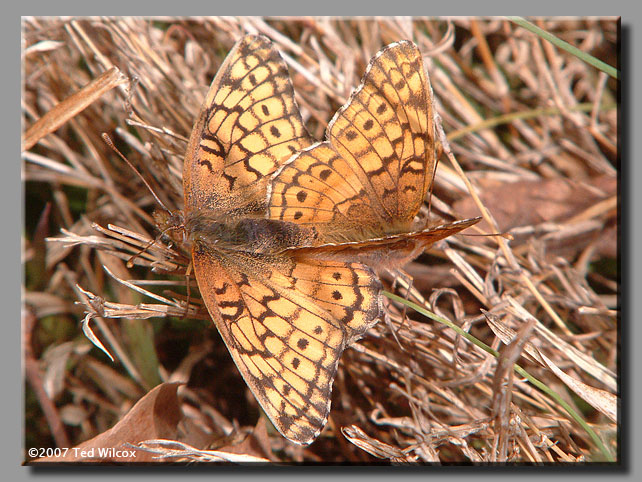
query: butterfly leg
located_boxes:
[126,236,158,268]
[182,260,194,320]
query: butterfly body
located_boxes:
[186,211,319,254]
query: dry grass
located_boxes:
[22,17,618,464]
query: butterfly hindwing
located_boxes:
[191,246,382,444]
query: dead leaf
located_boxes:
[33,382,183,463]
[455,175,615,232]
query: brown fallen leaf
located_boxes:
[32,382,183,464]
[455,175,615,232]
[455,175,616,258]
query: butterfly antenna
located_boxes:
[465,231,514,241]
[101,133,181,267]
[101,133,173,215]
[427,144,439,215]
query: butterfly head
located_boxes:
[152,209,189,249]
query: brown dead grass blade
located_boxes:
[23,67,127,151]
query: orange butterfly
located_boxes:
[183,35,478,445]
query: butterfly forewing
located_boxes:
[184,35,313,214]
[327,40,434,225]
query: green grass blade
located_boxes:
[448,102,617,141]
[506,16,619,80]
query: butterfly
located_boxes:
[183,35,479,445]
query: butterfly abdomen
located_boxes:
[286,217,480,272]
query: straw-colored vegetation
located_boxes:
[23,17,618,463]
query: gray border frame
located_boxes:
[11,4,632,480]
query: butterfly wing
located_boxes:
[183,34,313,216]
[192,247,382,444]
[268,40,435,239]
[327,39,434,225]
